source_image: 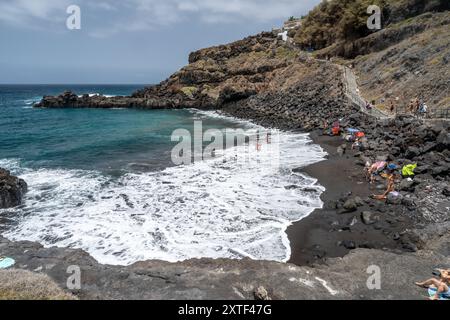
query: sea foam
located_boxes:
[0,113,327,266]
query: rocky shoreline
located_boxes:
[1,231,448,300]
[6,86,450,299]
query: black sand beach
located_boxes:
[288,131,416,266]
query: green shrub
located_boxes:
[293,0,449,50]
[180,86,198,98]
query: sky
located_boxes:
[0,0,321,84]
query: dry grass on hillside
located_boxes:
[0,269,77,300]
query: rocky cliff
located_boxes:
[35,31,350,128]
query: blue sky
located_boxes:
[0,0,320,84]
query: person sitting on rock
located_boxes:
[372,164,398,200]
[416,269,450,300]
[372,173,396,200]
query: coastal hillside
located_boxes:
[37,31,349,125]
[293,0,449,54]
[353,12,450,110]
[37,1,449,116]
[293,0,450,110]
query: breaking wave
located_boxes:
[0,113,327,266]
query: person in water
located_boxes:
[416,269,450,300]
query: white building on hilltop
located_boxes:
[276,18,302,43]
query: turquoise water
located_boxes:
[0,85,327,266]
[0,85,243,174]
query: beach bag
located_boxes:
[332,127,340,136]
[345,134,354,142]
[402,164,417,177]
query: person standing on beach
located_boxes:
[389,100,395,114]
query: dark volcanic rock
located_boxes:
[0,234,448,300]
[341,197,363,213]
[361,211,378,225]
[340,240,357,250]
[399,179,415,192]
[443,187,450,197]
[387,192,403,205]
[0,168,27,208]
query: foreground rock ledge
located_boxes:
[0,168,27,209]
[0,228,448,300]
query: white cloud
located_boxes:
[0,0,319,36]
[0,0,70,26]
[126,0,317,23]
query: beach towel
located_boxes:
[428,287,450,300]
[0,257,15,269]
[402,164,417,177]
[373,161,387,171]
[387,164,398,171]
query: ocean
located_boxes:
[0,85,327,265]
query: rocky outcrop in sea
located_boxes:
[0,168,27,209]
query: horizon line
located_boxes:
[0,83,152,86]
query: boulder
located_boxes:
[443,187,450,197]
[342,198,362,213]
[414,165,429,175]
[436,130,450,151]
[431,165,449,177]
[254,286,271,300]
[340,240,357,250]
[405,146,420,159]
[0,168,28,209]
[361,211,378,225]
[402,197,417,208]
[387,192,403,205]
[399,179,415,192]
